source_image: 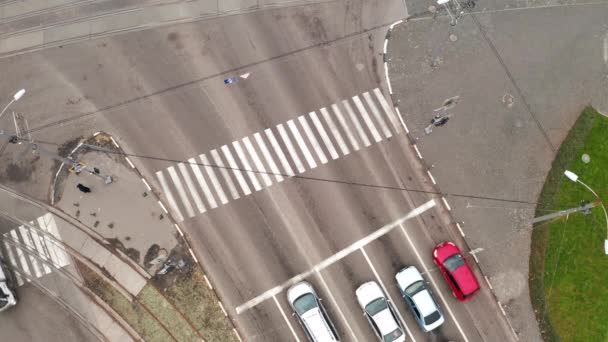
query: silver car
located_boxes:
[287,281,340,342]
[396,266,444,332]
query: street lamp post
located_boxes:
[0,89,25,121]
[564,170,608,255]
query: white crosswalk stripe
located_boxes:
[221,145,252,196]
[342,100,371,147]
[299,115,328,164]
[352,95,382,142]
[156,171,184,222]
[0,214,72,287]
[188,158,218,208]
[233,140,263,191]
[167,166,195,218]
[264,129,295,177]
[243,136,273,187]
[363,91,392,138]
[277,123,306,173]
[200,153,229,205]
[178,163,206,214]
[330,104,359,151]
[318,108,347,157]
[373,88,402,133]
[154,89,404,221]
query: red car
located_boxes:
[432,242,480,301]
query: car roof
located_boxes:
[301,308,338,342]
[395,266,423,290]
[356,281,383,307]
[372,308,399,336]
[287,281,315,305]
[411,290,438,316]
[451,263,480,295]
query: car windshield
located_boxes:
[404,280,425,296]
[383,327,403,342]
[443,253,465,273]
[424,311,442,325]
[365,297,388,316]
[293,293,317,315]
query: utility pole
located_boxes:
[532,201,598,224]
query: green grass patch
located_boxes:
[165,269,238,342]
[530,107,608,342]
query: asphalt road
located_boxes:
[0,0,518,341]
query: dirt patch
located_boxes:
[107,238,141,263]
[4,162,34,182]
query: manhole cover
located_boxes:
[449,34,458,42]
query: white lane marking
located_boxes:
[363,92,392,138]
[19,225,44,277]
[373,88,402,133]
[352,95,383,142]
[331,103,360,151]
[342,100,371,147]
[265,128,295,177]
[315,271,359,342]
[236,200,436,313]
[385,61,393,94]
[427,170,437,184]
[38,214,70,268]
[233,140,263,191]
[272,295,302,342]
[287,119,318,169]
[243,136,273,187]
[167,166,195,218]
[29,227,52,274]
[604,31,608,65]
[398,223,470,342]
[3,241,23,285]
[441,197,452,211]
[299,115,328,164]
[360,247,416,341]
[221,145,252,196]
[200,153,229,205]
[254,132,285,182]
[9,230,32,278]
[309,111,339,160]
[277,123,306,173]
[188,158,218,209]
[178,163,206,214]
[210,149,240,200]
[156,171,184,222]
[413,145,423,159]
[320,107,349,156]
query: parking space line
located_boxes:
[221,145,252,196]
[373,88,402,133]
[320,107,350,156]
[255,132,285,182]
[265,128,296,177]
[200,153,229,205]
[210,149,240,200]
[272,295,302,342]
[398,223,470,342]
[299,115,329,164]
[315,271,359,342]
[277,123,306,173]
[287,119,318,169]
[177,163,206,214]
[232,140,263,191]
[309,111,339,160]
[188,158,218,208]
[352,95,383,142]
[360,247,416,341]
[167,166,195,218]
[156,170,184,222]
[342,100,372,147]
[243,136,273,187]
[363,91,393,138]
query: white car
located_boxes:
[356,281,405,342]
[0,260,16,313]
[396,266,444,332]
[287,282,340,342]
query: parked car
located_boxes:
[395,266,444,332]
[432,242,480,301]
[0,259,16,313]
[287,281,340,342]
[355,281,405,342]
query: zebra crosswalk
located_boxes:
[155,88,403,222]
[1,213,71,286]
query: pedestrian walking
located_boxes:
[77,183,91,193]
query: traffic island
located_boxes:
[530,107,608,341]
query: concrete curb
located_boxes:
[382,18,520,341]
